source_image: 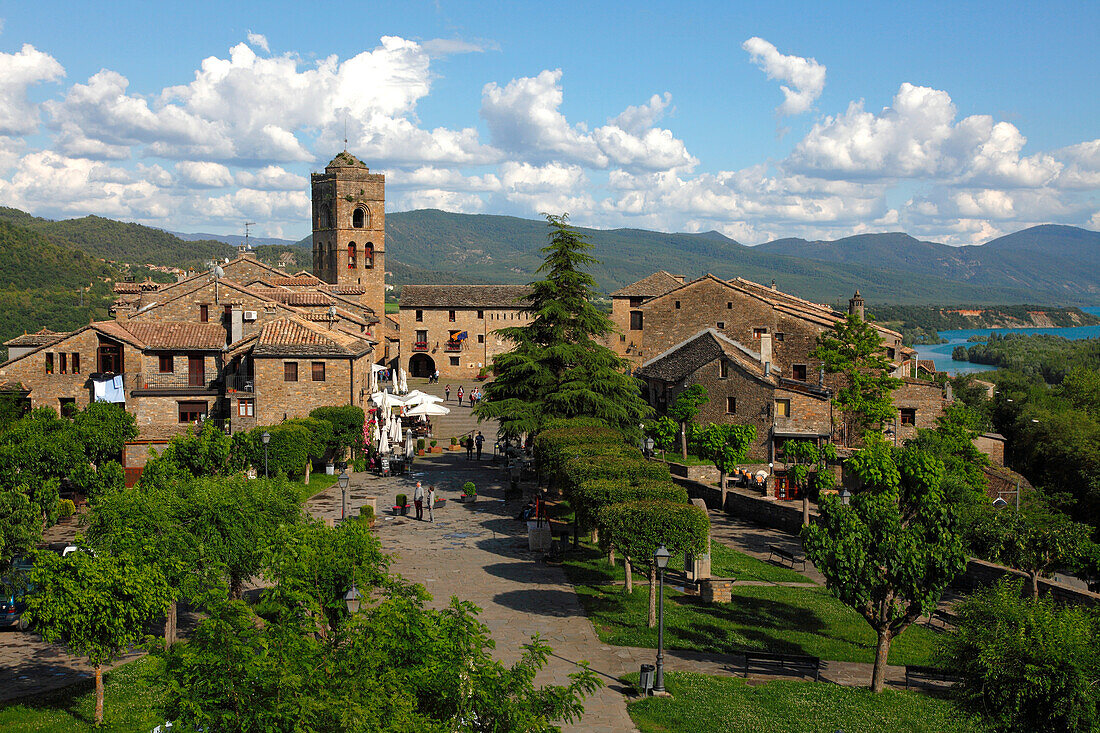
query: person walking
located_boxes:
[413,481,425,520]
[427,484,436,522]
[475,431,484,461]
[444,384,451,401]
[457,386,464,406]
[432,368,440,384]
[465,434,474,460]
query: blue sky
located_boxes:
[0,0,1096,244]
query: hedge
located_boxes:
[571,478,688,534]
[598,500,710,564]
[283,417,333,463]
[561,453,670,499]
[251,423,312,478]
[534,424,624,472]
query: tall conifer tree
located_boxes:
[475,214,651,436]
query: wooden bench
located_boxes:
[768,544,806,570]
[925,608,959,629]
[743,651,821,682]
[905,665,960,690]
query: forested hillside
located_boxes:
[869,304,1100,345]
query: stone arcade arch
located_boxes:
[408,353,436,378]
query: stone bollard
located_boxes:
[700,578,733,603]
[689,498,712,580]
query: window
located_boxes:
[200,304,209,323]
[415,310,423,322]
[887,347,896,359]
[45,353,53,374]
[312,362,326,382]
[448,310,456,322]
[449,356,459,366]
[629,311,643,330]
[775,332,785,342]
[753,328,766,339]
[59,353,67,374]
[353,207,365,228]
[159,355,174,373]
[188,356,205,387]
[719,360,729,378]
[726,397,737,414]
[365,242,374,268]
[716,321,725,330]
[727,302,733,309]
[792,364,807,381]
[238,398,254,417]
[477,310,484,319]
[348,242,357,269]
[178,401,207,423]
[415,329,428,343]
[900,408,916,426]
[775,399,791,418]
[284,362,298,382]
[675,300,681,309]
[98,344,121,373]
[59,398,77,418]
[477,334,485,344]
[71,352,80,374]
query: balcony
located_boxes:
[225,374,255,393]
[136,372,217,391]
[412,341,429,352]
[444,341,463,352]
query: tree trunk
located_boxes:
[607,547,615,567]
[164,600,177,645]
[871,628,893,693]
[94,663,104,725]
[1030,571,1040,600]
[802,494,810,527]
[680,423,688,461]
[591,527,598,543]
[624,557,633,593]
[648,563,657,628]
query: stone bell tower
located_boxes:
[311,150,386,320]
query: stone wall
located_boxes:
[892,378,948,443]
[398,305,528,379]
[252,353,370,424]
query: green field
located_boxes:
[626,672,986,733]
[563,543,940,666]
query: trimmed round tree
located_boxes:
[571,478,688,545]
[599,500,709,627]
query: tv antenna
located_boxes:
[241,222,257,255]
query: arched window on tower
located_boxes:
[348,242,357,269]
[353,207,367,228]
[318,205,331,229]
[365,242,374,268]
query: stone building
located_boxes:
[397,285,531,379]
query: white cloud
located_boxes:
[421,38,493,57]
[246,31,269,53]
[0,44,64,136]
[742,37,825,117]
[1054,139,1100,189]
[176,161,233,188]
[235,165,308,191]
[610,93,672,135]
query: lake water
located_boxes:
[914,306,1100,374]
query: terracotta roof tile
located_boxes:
[400,284,531,309]
[253,315,372,357]
[610,271,685,298]
[270,274,325,286]
[3,328,70,348]
[250,288,334,307]
[119,322,227,350]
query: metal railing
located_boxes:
[138,372,216,390]
[444,341,463,352]
[412,342,429,352]
[225,374,255,392]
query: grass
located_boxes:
[0,656,165,732]
[659,452,715,467]
[563,543,940,666]
[295,472,339,502]
[666,541,808,584]
[625,672,987,733]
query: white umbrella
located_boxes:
[403,390,444,405]
[378,423,389,454]
[405,402,450,417]
[390,416,402,443]
[368,368,378,394]
[398,368,408,394]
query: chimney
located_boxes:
[230,306,243,344]
[672,274,685,283]
[770,279,777,290]
[849,290,865,321]
[819,365,825,386]
[945,383,954,402]
[759,332,773,371]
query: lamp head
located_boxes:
[992,497,1008,509]
[654,545,671,569]
[338,470,350,490]
[261,431,271,445]
[343,584,361,614]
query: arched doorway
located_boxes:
[408,353,436,378]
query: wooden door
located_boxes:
[188,356,205,387]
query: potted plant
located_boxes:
[476,367,491,381]
[57,498,76,524]
[462,481,477,503]
[416,438,426,456]
[394,493,408,516]
[430,439,442,453]
[449,436,461,450]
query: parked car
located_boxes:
[1,557,33,631]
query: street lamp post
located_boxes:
[338,470,350,520]
[261,431,271,478]
[343,584,361,614]
[653,545,671,695]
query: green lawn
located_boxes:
[626,672,986,733]
[667,541,808,584]
[563,544,940,666]
[296,472,338,502]
[659,452,715,467]
[0,657,165,732]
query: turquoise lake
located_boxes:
[913,306,1100,375]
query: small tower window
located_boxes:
[365,242,374,269]
[348,242,357,269]
[353,207,366,228]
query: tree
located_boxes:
[785,439,837,526]
[474,214,651,437]
[802,438,966,692]
[968,503,1093,599]
[644,416,678,457]
[149,420,240,477]
[940,578,1100,733]
[156,522,601,732]
[24,550,170,725]
[0,484,40,576]
[696,422,756,499]
[599,500,709,627]
[72,401,137,467]
[906,402,989,508]
[309,405,366,458]
[812,313,902,445]
[668,385,708,461]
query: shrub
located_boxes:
[430,439,437,448]
[352,458,367,472]
[571,478,688,534]
[252,424,312,478]
[396,493,408,508]
[450,436,458,446]
[561,453,670,500]
[284,417,334,463]
[309,405,365,455]
[463,481,477,496]
[356,504,375,525]
[57,498,76,517]
[533,421,623,479]
[416,438,426,451]
[598,500,710,560]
